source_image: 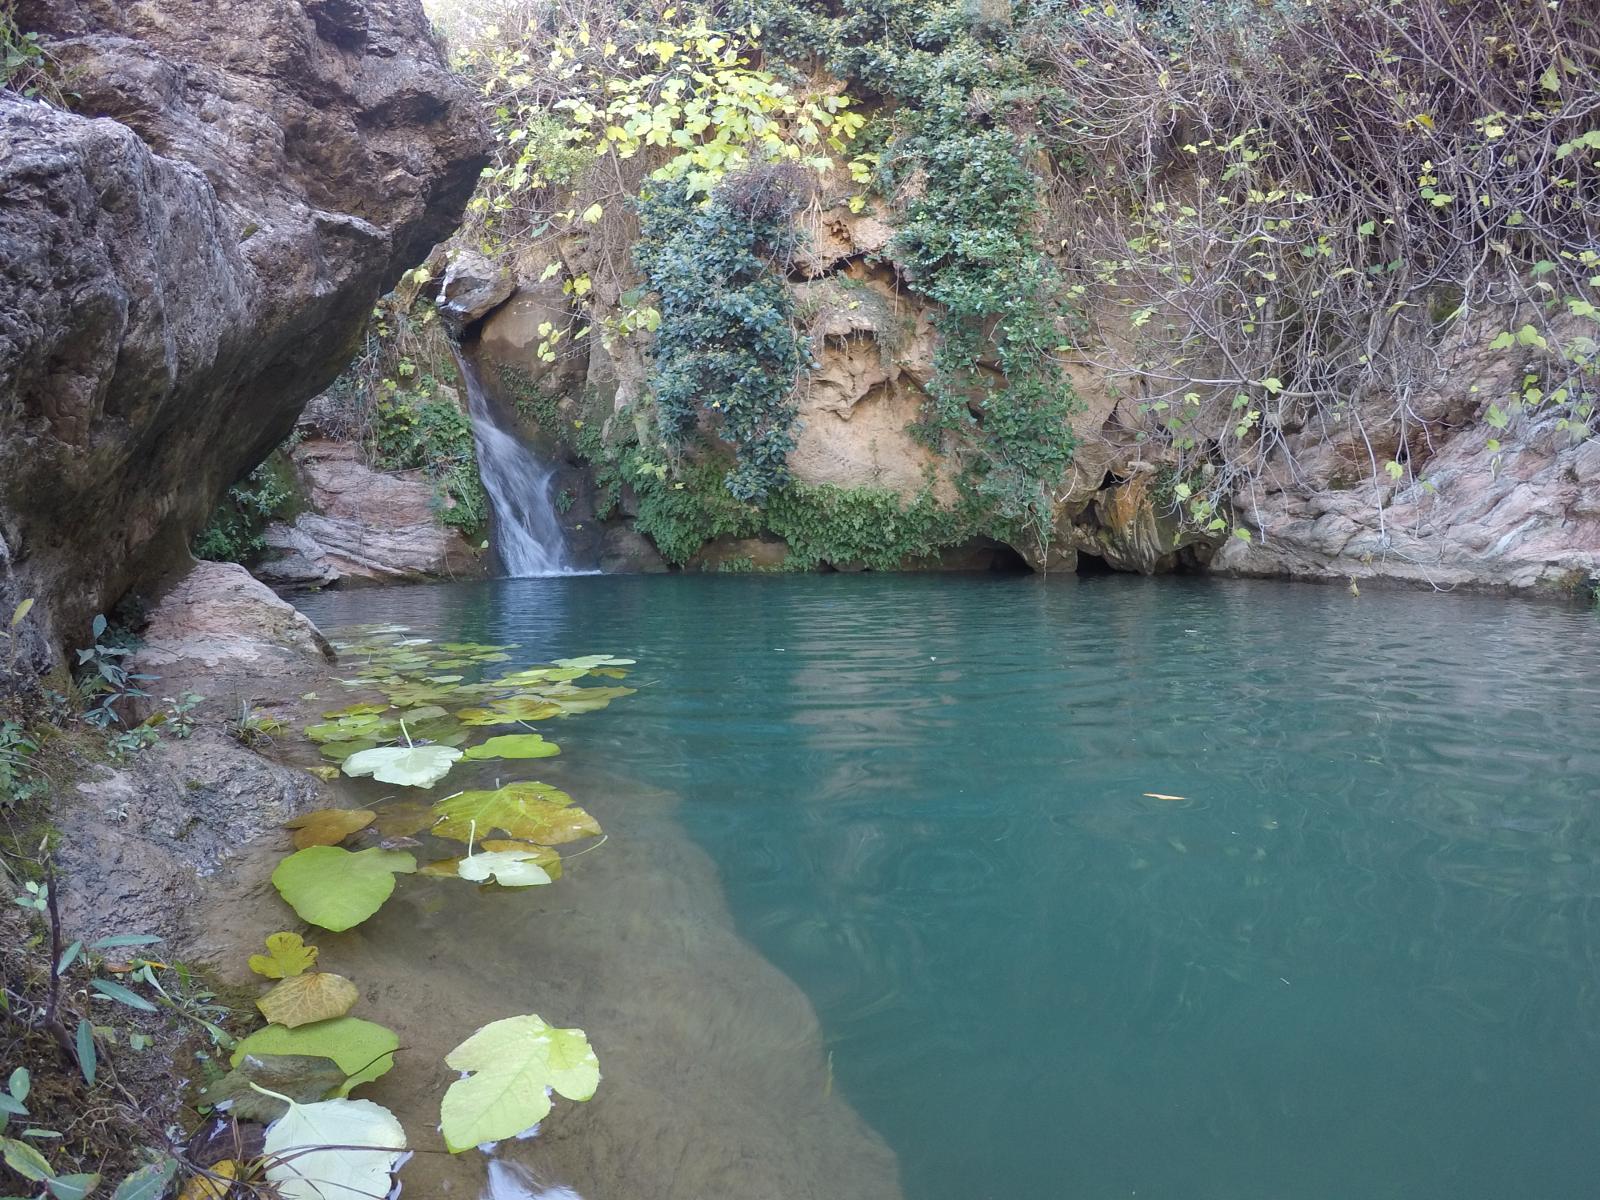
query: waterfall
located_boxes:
[455,354,582,577]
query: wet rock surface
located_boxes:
[56,559,336,943]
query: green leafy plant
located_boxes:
[370,390,490,534]
[193,455,299,564]
[75,616,155,731]
[2,596,33,683]
[0,719,43,806]
[1,1,60,103]
[635,169,813,501]
[270,847,418,932]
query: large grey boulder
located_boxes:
[0,0,487,680]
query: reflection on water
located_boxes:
[297,574,1600,1200]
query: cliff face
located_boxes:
[0,0,486,675]
[467,193,1598,590]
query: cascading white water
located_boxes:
[456,354,583,577]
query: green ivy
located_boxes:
[633,176,808,502]
[369,390,489,535]
[193,453,301,564]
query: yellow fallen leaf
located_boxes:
[284,808,377,849]
[258,972,360,1028]
[1143,792,1187,802]
[249,931,318,979]
[179,1160,241,1200]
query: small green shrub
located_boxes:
[370,390,489,534]
[766,482,976,571]
[192,455,299,564]
[0,719,42,805]
[1,1,58,102]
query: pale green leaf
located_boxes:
[462,734,561,761]
[458,850,554,888]
[431,783,599,844]
[263,1097,406,1200]
[271,847,417,932]
[440,1015,600,1152]
[341,744,462,788]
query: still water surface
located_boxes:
[298,574,1600,1200]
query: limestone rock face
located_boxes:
[132,560,334,709]
[0,0,486,677]
[439,247,515,333]
[254,440,484,587]
[789,273,954,501]
[1214,415,1600,589]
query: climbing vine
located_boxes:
[736,0,1081,529]
[1030,0,1599,540]
[634,170,811,500]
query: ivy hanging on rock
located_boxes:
[634,167,813,502]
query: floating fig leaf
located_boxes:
[198,1054,345,1120]
[304,714,395,744]
[263,1096,406,1200]
[481,840,564,879]
[342,744,462,788]
[456,707,533,727]
[258,972,360,1028]
[432,783,600,844]
[488,697,567,721]
[249,933,318,980]
[418,857,467,878]
[458,850,554,888]
[440,1014,600,1153]
[322,703,388,719]
[392,704,449,723]
[271,847,417,932]
[551,655,636,669]
[231,1017,399,1094]
[426,674,465,684]
[462,734,560,761]
[319,738,379,762]
[284,809,376,850]
[370,803,438,839]
[553,686,636,714]
[499,667,579,685]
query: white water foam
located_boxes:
[456,353,590,578]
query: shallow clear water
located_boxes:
[298,574,1600,1200]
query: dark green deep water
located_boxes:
[297,574,1600,1200]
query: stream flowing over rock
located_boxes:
[0,0,486,677]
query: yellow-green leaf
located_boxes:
[257,972,360,1029]
[249,932,318,980]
